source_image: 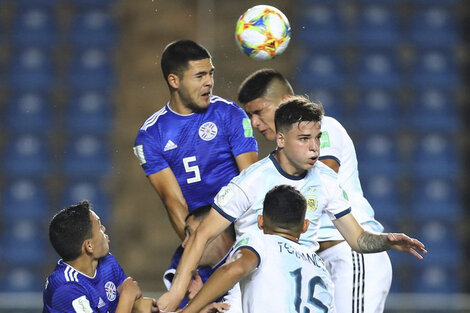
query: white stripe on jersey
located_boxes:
[140,106,168,131]
[210,95,232,105]
[64,266,78,282]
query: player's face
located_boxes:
[89,211,110,258]
[277,121,322,175]
[177,58,214,112]
[182,215,220,267]
[244,97,278,141]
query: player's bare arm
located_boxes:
[115,277,142,313]
[132,297,158,313]
[235,151,258,171]
[149,168,189,240]
[181,248,259,313]
[333,213,427,258]
[157,209,232,311]
[319,157,340,173]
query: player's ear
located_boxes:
[168,73,179,89]
[83,239,93,254]
[276,132,285,148]
[257,215,264,230]
[301,219,310,234]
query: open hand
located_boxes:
[388,233,427,259]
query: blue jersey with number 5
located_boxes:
[134,95,258,212]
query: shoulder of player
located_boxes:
[210,95,244,112]
[47,262,85,287]
[312,161,338,180]
[321,115,345,133]
[138,105,170,132]
[231,156,271,185]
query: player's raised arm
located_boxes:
[148,168,188,240]
[319,157,340,173]
[234,151,258,172]
[333,213,427,258]
[157,208,232,311]
[180,248,259,313]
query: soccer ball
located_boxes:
[235,5,291,61]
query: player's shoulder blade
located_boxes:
[140,106,168,131]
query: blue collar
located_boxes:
[269,152,308,180]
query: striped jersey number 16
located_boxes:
[290,268,329,313]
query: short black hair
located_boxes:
[263,185,306,230]
[275,96,324,134]
[186,204,212,222]
[237,68,292,105]
[161,40,211,84]
[187,205,235,240]
[49,200,93,261]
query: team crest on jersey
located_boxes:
[305,187,318,212]
[306,198,318,212]
[104,281,117,301]
[199,122,218,141]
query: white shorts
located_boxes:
[318,241,392,313]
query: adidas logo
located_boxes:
[164,140,178,151]
[98,297,106,308]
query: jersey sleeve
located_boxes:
[322,172,352,220]
[212,182,251,222]
[225,103,258,157]
[108,253,127,287]
[49,284,94,313]
[230,234,262,269]
[133,128,169,176]
[319,120,343,165]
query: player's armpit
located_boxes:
[148,168,189,240]
[319,157,340,173]
[234,152,258,171]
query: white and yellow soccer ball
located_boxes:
[235,5,291,61]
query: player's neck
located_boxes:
[169,95,196,115]
[65,256,98,277]
[273,150,307,177]
[265,229,299,242]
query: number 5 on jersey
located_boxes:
[183,156,201,184]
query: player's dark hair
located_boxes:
[161,40,211,84]
[187,205,236,240]
[49,200,93,261]
[186,205,212,222]
[237,68,293,105]
[263,185,306,230]
[275,96,324,134]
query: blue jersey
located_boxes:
[133,95,258,211]
[43,253,126,313]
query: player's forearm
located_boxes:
[170,232,208,301]
[356,231,391,253]
[182,263,245,313]
[115,293,137,313]
[163,198,188,240]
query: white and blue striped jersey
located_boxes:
[43,253,126,313]
[213,153,351,251]
[318,116,384,241]
[133,95,258,211]
[230,233,334,313]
